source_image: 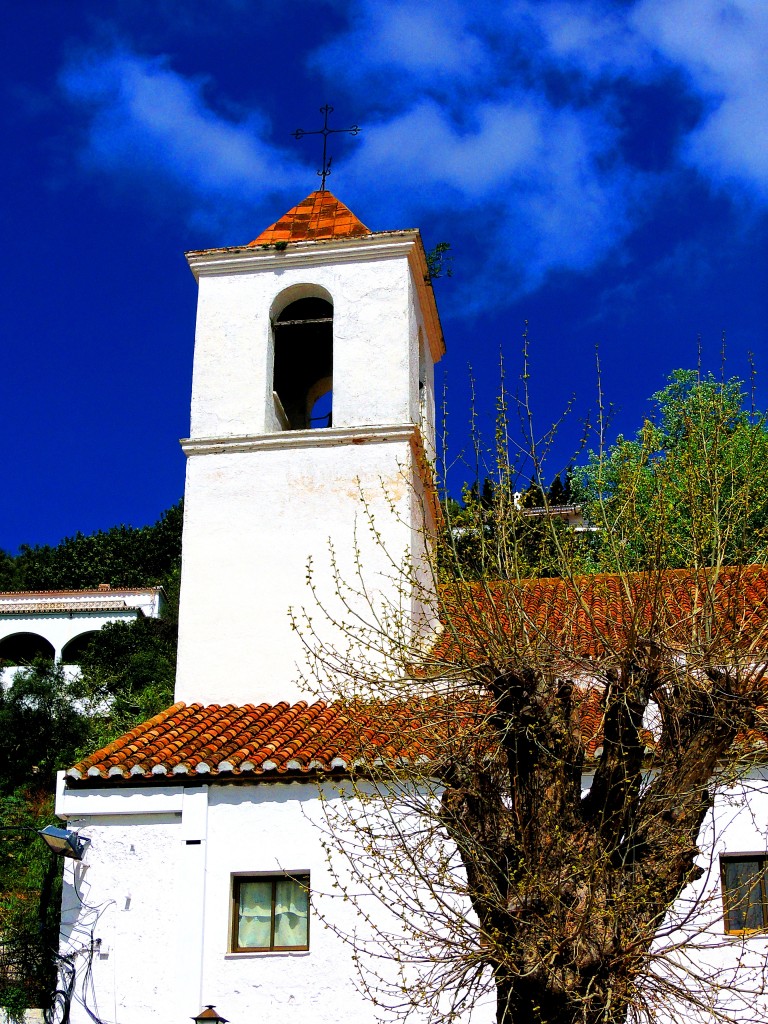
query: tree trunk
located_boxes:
[496,969,631,1024]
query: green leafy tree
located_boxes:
[0,552,15,593]
[0,793,62,1016]
[425,241,453,281]
[0,665,95,1015]
[78,616,177,744]
[546,471,572,506]
[578,371,768,570]
[0,664,92,790]
[8,501,183,592]
[441,474,584,582]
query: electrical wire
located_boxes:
[48,854,114,1024]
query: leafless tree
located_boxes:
[297,368,768,1024]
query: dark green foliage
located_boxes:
[4,501,183,592]
[0,552,16,593]
[546,471,572,506]
[519,481,545,508]
[79,616,177,744]
[0,664,92,793]
[0,792,63,1014]
[425,241,453,281]
[0,666,94,1015]
[441,475,582,581]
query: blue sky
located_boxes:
[2,0,766,551]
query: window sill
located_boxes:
[224,949,311,959]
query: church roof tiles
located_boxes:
[68,691,624,782]
[249,190,370,245]
[65,566,768,785]
[67,698,465,781]
[432,566,768,665]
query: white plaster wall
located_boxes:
[57,781,450,1024]
[650,772,768,1020]
[178,235,440,707]
[176,434,427,706]
[189,249,422,439]
[58,810,184,1024]
[57,769,768,1024]
[200,783,381,1024]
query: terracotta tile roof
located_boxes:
[0,600,137,614]
[66,692,636,783]
[0,587,163,617]
[432,566,768,667]
[67,699,461,781]
[0,587,162,598]
[66,568,768,786]
[248,190,370,246]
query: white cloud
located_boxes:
[308,0,488,87]
[633,0,768,197]
[59,47,306,228]
[510,0,768,197]
[349,101,543,198]
[339,94,643,307]
[511,0,656,78]
[56,1,768,309]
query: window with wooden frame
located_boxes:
[231,874,310,952]
[721,855,768,933]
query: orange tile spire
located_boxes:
[248,190,370,246]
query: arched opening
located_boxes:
[0,633,55,666]
[273,297,333,430]
[60,631,100,665]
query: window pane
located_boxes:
[274,876,309,947]
[237,879,273,948]
[724,859,766,932]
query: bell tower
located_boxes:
[175,191,444,705]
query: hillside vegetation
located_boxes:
[0,501,183,1014]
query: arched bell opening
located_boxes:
[60,631,100,665]
[273,297,333,430]
[0,632,55,666]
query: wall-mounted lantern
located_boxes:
[192,1006,229,1024]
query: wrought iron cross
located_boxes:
[291,105,361,191]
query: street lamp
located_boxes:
[0,824,90,860]
[38,824,90,860]
[192,1007,229,1024]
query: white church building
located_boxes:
[52,191,768,1024]
[55,190,445,1023]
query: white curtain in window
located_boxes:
[238,880,273,948]
[274,877,308,946]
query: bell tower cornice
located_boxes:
[185,230,445,362]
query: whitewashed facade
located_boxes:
[176,225,442,706]
[0,586,165,686]
[55,194,447,1022]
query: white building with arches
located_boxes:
[0,585,165,686]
